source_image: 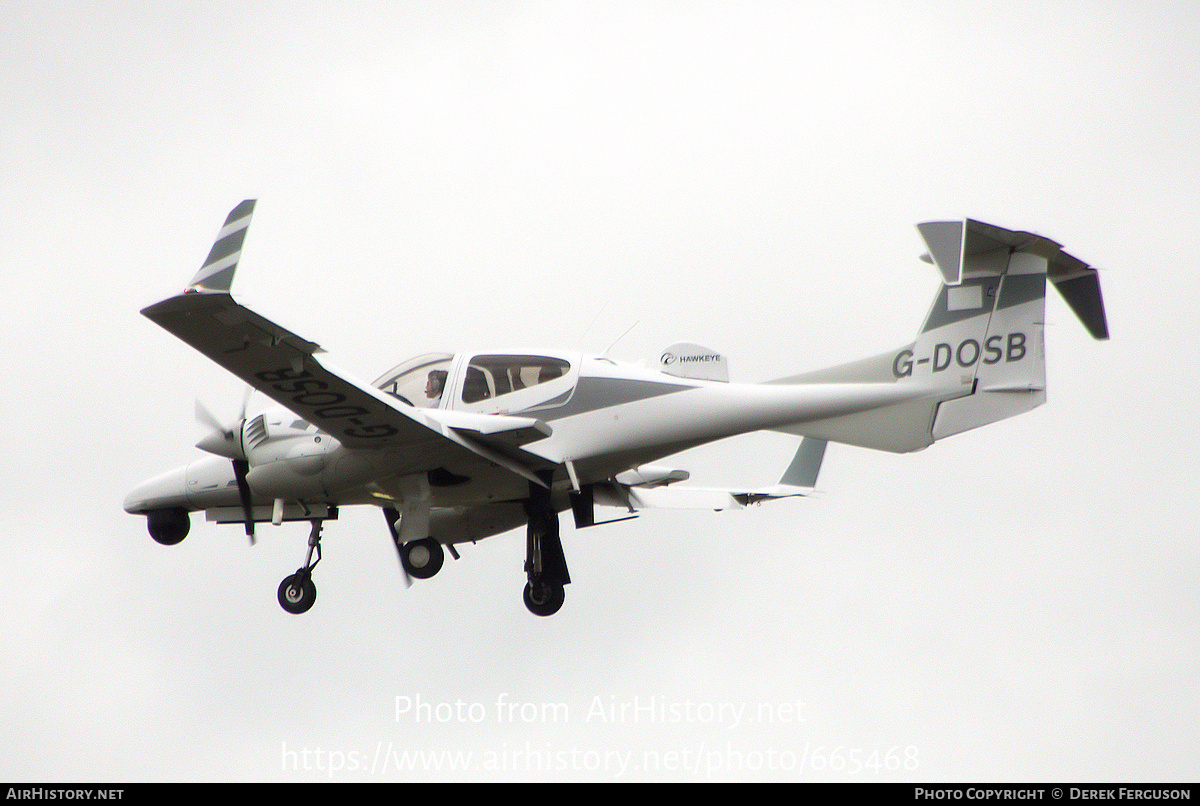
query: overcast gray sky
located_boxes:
[3,0,1198,782]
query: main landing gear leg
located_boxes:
[523,477,568,617]
[383,479,446,583]
[278,519,323,614]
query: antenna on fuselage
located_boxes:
[576,297,611,352]
[602,320,639,359]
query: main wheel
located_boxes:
[401,537,445,579]
[278,572,316,614]
[523,580,565,617]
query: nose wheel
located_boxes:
[278,571,316,614]
[278,520,323,615]
[400,536,445,580]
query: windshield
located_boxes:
[372,352,454,409]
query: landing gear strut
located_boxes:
[523,477,568,616]
[277,520,323,614]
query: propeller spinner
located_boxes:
[194,391,257,541]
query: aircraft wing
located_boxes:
[594,437,827,512]
[142,290,434,450]
[141,201,553,485]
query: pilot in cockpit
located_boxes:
[425,369,447,404]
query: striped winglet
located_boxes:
[185,199,257,294]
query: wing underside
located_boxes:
[142,201,554,487]
[593,437,827,512]
[142,290,433,450]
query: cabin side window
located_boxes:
[461,355,571,405]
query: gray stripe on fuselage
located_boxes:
[535,377,690,420]
[524,388,574,412]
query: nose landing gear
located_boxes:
[399,536,445,580]
[277,519,323,614]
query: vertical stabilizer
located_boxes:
[774,219,1107,452]
[912,218,1107,441]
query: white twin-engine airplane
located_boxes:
[126,201,1109,616]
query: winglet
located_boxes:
[184,199,257,294]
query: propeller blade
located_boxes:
[194,400,244,459]
[194,391,257,543]
[194,400,227,435]
[238,385,254,422]
[233,458,255,543]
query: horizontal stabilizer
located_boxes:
[1050,268,1109,340]
[919,218,1109,340]
[918,218,1065,285]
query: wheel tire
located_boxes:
[523,580,565,617]
[401,537,445,580]
[277,573,316,614]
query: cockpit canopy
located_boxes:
[373,352,576,414]
[372,352,454,409]
[460,354,571,404]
